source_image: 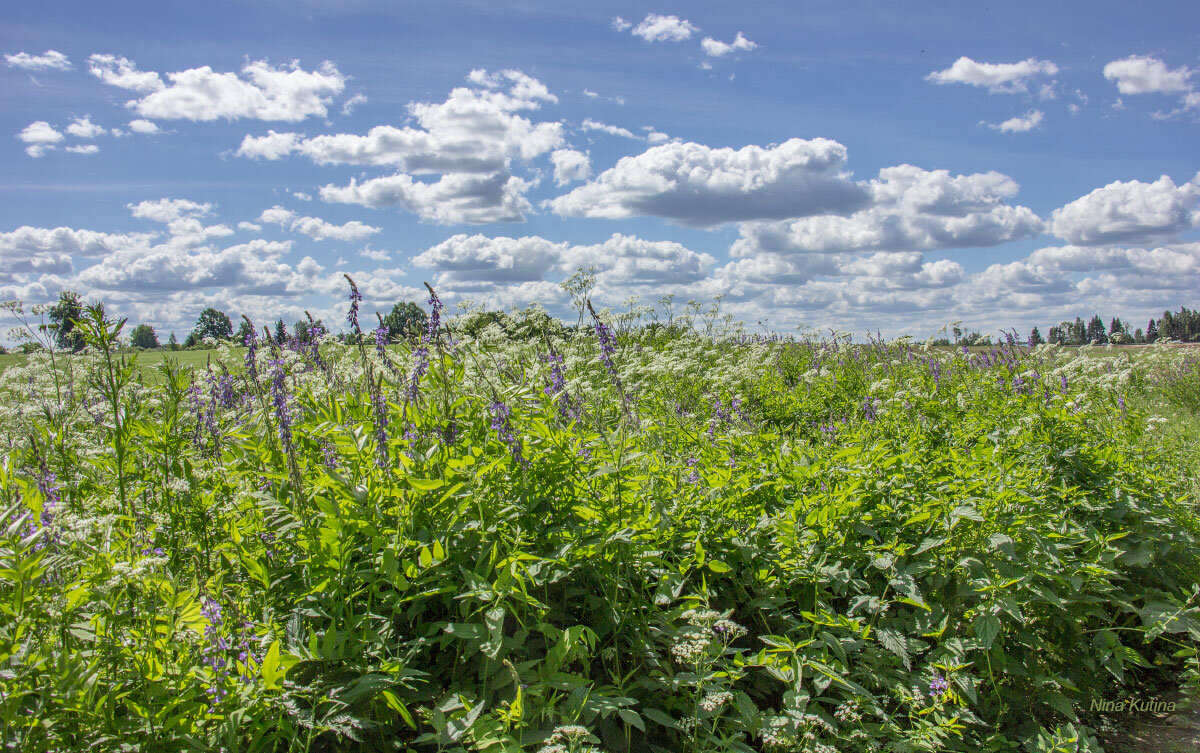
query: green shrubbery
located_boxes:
[0,293,1198,752]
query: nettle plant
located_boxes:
[0,286,1198,753]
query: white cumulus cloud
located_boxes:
[1103,55,1194,95]
[701,32,757,57]
[240,70,561,224]
[92,56,346,122]
[926,56,1058,93]
[66,117,107,139]
[127,119,162,134]
[64,144,100,154]
[630,14,699,43]
[732,164,1043,256]
[17,121,63,144]
[87,54,164,93]
[985,109,1044,133]
[256,205,382,241]
[547,138,869,227]
[1049,173,1200,246]
[412,232,716,290]
[321,172,533,225]
[550,149,591,186]
[5,50,71,71]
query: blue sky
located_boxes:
[3,0,1199,340]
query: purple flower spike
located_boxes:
[489,400,526,467]
[344,274,363,334]
[929,672,950,698]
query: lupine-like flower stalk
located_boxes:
[268,358,293,453]
[200,597,230,710]
[243,321,259,384]
[186,380,205,446]
[407,345,429,403]
[344,273,363,335]
[320,440,339,470]
[489,400,526,467]
[542,352,579,421]
[30,448,61,549]
[371,378,389,468]
[595,319,618,377]
[424,284,443,343]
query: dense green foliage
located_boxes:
[382,302,431,341]
[48,290,85,352]
[191,307,235,344]
[1,292,1198,753]
[130,323,161,350]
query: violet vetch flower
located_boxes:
[422,283,444,344]
[686,456,699,484]
[344,274,363,334]
[595,318,618,377]
[371,383,390,468]
[200,597,230,710]
[320,440,339,470]
[542,352,579,421]
[929,672,950,698]
[186,381,205,445]
[862,397,878,423]
[489,400,526,467]
[407,345,429,403]
[244,328,258,383]
[268,359,293,453]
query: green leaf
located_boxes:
[261,641,283,689]
[707,560,731,573]
[642,707,676,729]
[381,690,416,729]
[618,708,645,731]
[875,626,911,669]
[407,477,445,491]
[974,613,1002,648]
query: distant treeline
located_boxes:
[1035,306,1200,346]
[15,289,1200,355]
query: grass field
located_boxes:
[1,308,1199,752]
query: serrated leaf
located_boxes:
[974,614,1001,648]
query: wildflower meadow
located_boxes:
[1,281,1199,753]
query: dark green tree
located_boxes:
[381,301,429,340]
[1146,319,1158,342]
[191,308,233,342]
[1028,327,1044,346]
[294,317,326,343]
[273,319,288,343]
[168,331,180,351]
[129,324,159,349]
[48,291,86,351]
[235,318,255,344]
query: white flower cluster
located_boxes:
[699,690,732,712]
[670,630,712,664]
